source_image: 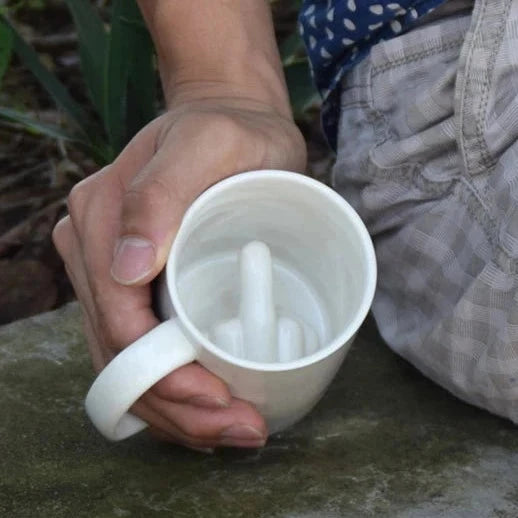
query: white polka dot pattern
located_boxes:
[298,0,446,149]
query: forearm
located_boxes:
[137,0,292,118]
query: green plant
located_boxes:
[0,0,156,164]
[0,0,317,166]
[281,33,319,120]
[0,13,13,88]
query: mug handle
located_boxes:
[85,317,197,441]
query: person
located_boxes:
[53,0,518,451]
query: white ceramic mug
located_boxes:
[85,170,377,441]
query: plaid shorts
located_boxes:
[332,0,518,422]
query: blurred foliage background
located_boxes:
[0,0,331,324]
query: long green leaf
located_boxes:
[63,0,108,118]
[123,11,157,142]
[2,16,92,133]
[0,19,13,86]
[0,106,113,166]
[103,0,140,155]
[280,31,305,65]
[284,59,319,118]
[0,106,79,141]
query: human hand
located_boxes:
[53,87,306,450]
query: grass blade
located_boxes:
[0,19,13,87]
[63,0,108,118]
[280,31,305,65]
[0,106,79,141]
[104,0,156,155]
[103,0,128,156]
[123,10,157,141]
[284,59,319,119]
[2,16,92,133]
[0,106,113,166]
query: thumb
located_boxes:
[110,151,194,286]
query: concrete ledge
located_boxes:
[1,303,518,517]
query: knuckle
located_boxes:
[67,167,109,222]
[52,216,72,258]
[180,420,208,440]
[67,179,90,221]
[121,176,175,231]
[127,176,172,209]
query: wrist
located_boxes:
[138,0,293,119]
[163,58,292,120]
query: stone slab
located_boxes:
[1,303,518,517]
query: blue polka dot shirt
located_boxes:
[299,0,447,149]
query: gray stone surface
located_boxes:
[1,303,518,517]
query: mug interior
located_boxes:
[167,170,376,369]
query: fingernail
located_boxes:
[219,437,266,448]
[187,395,230,409]
[219,425,266,447]
[189,446,215,454]
[111,236,155,284]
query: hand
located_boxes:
[53,88,306,450]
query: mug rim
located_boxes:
[166,169,377,372]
